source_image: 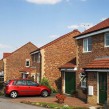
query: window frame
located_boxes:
[81,78,86,88]
[32,54,37,62]
[26,80,38,86]
[25,59,30,67]
[37,53,40,63]
[15,80,27,86]
[83,37,92,53]
[104,33,109,47]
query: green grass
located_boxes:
[21,101,88,109]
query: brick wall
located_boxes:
[42,30,80,90]
[0,59,3,72]
[87,72,97,105]
[4,42,37,81]
[77,33,109,69]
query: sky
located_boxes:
[0,0,109,59]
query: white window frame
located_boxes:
[81,78,86,88]
[104,33,109,47]
[83,37,92,53]
[79,73,86,88]
[25,59,30,67]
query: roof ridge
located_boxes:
[3,42,37,59]
[34,29,80,52]
[74,18,109,38]
[83,18,109,34]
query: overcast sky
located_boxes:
[0,0,109,59]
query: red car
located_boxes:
[4,79,51,98]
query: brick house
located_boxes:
[74,18,109,104]
[30,30,80,92]
[0,42,37,82]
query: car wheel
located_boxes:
[10,91,18,98]
[41,90,49,97]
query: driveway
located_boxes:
[0,97,46,109]
[0,95,90,108]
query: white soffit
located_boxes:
[85,69,109,72]
[75,28,109,39]
[30,50,40,55]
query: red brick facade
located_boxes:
[76,32,109,104]
[42,30,80,91]
[0,59,3,72]
[77,33,109,69]
[3,42,37,81]
[31,30,80,91]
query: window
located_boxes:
[32,54,37,62]
[83,37,92,52]
[81,78,86,88]
[104,33,109,47]
[27,80,38,86]
[37,53,40,63]
[16,80,26,86]
[25,59,30,67]
[80,73,86,88]
[32,53,40,63]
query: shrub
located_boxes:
[56,93,66,104]
[51,88,58,93]
[40,77,58,93]
[40,77,52,89]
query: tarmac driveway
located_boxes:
[0,97,47,109]
[0,95,90,108]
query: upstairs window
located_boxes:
[25,59,30,67]
[104,33,109,47]
[83,37,92,52]
[32,53,40,63]
[37,53,40,63]
[32,54,37,62]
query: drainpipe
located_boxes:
[39,51,42,83]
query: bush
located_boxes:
[40,77,58,93]
[40,77,52,89]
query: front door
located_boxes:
[65,72,75,94]
[99,73,107,104]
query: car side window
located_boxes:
[16,80,26,86]
[13,80,17,85]
[27,80,37,86]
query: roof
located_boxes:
[84,57,109,69]
[19,67,36,72]
[31,29,81,54]
[74,18,109,38]
[2,42,38,59]
[59,58,76,69]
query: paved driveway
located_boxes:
[0,97,46,109]
[0,95,90,108]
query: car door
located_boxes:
[15,80,29,95]
[26,80,41,95]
